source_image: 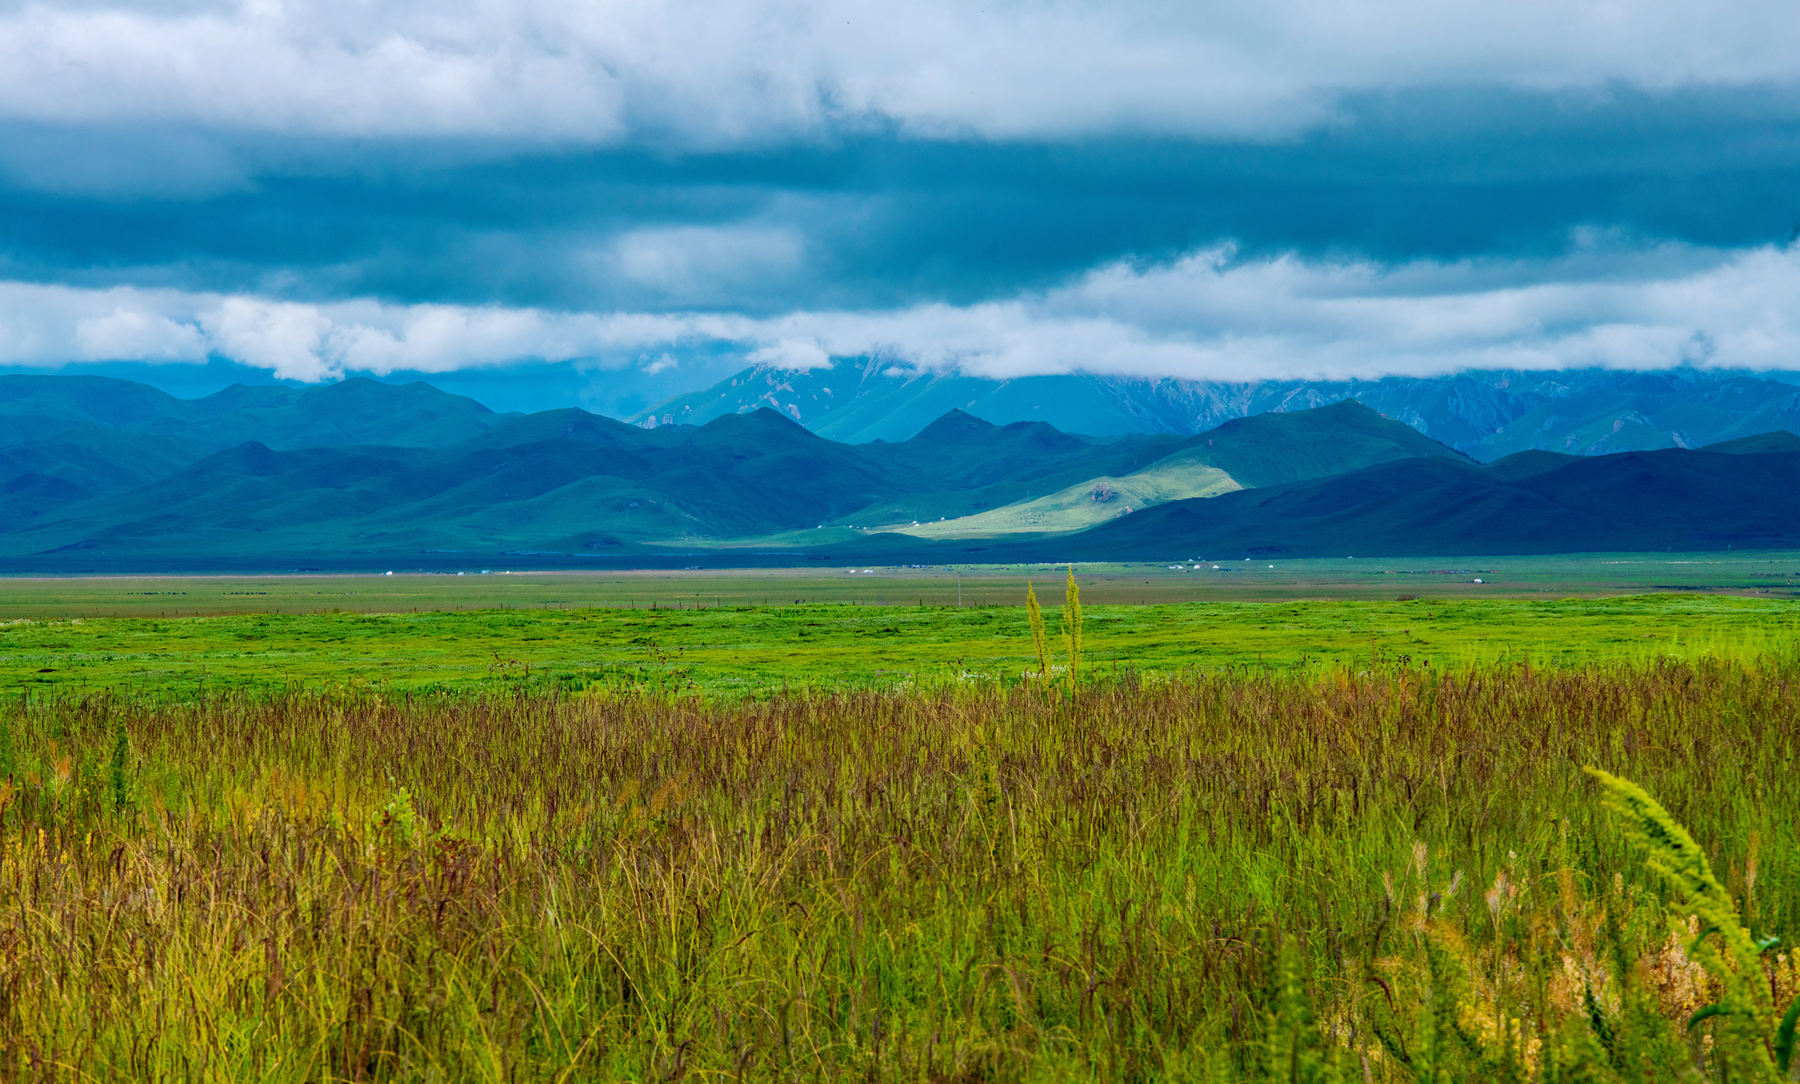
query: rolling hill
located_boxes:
[0,374,510,452]
[0,376,1467,568]
[4,372,1800,570]
[883,401,1464,537]
[1062,437,1800,559]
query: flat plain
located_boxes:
[2,555,1798,697]
[7,551,1800,618]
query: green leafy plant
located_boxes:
[1586,767,1784,1079]
[371,781,423,848]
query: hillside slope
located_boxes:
[0,391,1461,566]
[890,401,1464,537]
[6,371,1798,570]
[8,408,913,559]
[1065,440,1800,559]
[0,374,509,453]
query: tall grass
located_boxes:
[1,658,1795,1079]
[1059,566,1083,689]
[1025,582,1051,679]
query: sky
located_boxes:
[2,0,1800,414]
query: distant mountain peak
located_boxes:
[698,406,814,437]
[1311,399,1382,418]
[208,440,282,476]
[634,361,1800,460]
[910,408,1000,440]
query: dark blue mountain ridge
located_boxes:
[0,372,1797,570]
[1062,439,1800,559]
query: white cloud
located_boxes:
[74,306,207,360]
[198,297,334,380]
[746,338,832,370]
[0,1,1795,144]
[604,225,806,300]
[0,283,209,365]
[2,241,1800,384]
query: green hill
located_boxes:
[0,376,195,446]
[6,372,1800,570]
[1063,440,1800,559]
[886,400,1462,537]
[844,411,1190,526]
[0,374,508,453]
[893,464,1240,538]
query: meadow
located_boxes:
[4,551,1800,618]
[1,563,1797,1080]
[1,593,1798,699]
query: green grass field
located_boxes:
[5,557,1800,1079]
[4,551,1800,619]
[3,593,1798,699]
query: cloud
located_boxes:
[603,225,806,301]
[746,338,832,370]
[0,122,253,197]
[197,297,334,380]
[842,241,1800,379]
[74,306,207,360]
[3,85,1796,321]
[7,1,1794,417]
[0,1,1797,146]
[0,283,209,365]
[3,239,1800,384]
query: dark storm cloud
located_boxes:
[1,0,1799,386]
[1,85,1798,317]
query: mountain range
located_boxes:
[2,372,1799,571]
[638,358,1800,458]
[1063,433,1800,560]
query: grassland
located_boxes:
[4,559,1799,1079]
[6,661,1800,1080]
[2,594,1798,699]
[5,551,1800,618]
